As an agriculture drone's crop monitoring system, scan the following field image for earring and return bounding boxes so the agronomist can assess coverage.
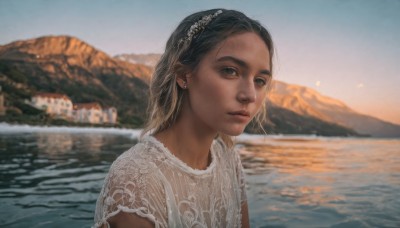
[183,82,187,89]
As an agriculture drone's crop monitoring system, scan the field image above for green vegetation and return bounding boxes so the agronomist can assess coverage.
[0,60,147,128]
[0,63,28,84]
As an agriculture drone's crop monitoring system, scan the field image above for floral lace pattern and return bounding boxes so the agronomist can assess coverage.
[94,136,247,228]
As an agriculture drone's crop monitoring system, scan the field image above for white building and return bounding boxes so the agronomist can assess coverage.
[102,106,118,124]
[73,102,103,124]
[30,92,117,124]
[31,93,73,119]
[73,103,117,124]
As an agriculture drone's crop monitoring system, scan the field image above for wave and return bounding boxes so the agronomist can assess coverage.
[1,123,366,143]
[0,122,142,139]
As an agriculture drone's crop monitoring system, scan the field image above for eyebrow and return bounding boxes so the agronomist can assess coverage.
[216,56,271,76]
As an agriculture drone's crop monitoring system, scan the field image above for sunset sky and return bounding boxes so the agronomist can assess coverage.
[1,0,399,124]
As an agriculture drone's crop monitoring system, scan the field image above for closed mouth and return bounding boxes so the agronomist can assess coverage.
[228,110,250,117]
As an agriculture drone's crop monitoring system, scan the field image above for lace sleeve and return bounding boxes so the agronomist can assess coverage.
[234,148,247,204]
[94,144,167,228]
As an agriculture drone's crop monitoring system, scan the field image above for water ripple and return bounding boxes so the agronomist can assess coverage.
[1,133,400,227]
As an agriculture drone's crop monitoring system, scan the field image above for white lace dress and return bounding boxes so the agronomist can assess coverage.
[94,136,247,228]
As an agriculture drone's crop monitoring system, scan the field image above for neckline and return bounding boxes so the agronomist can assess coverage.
[143,135,217,176]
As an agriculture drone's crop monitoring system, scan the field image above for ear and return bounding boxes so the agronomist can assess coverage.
[174,63,190,89]
[176,77,187,89]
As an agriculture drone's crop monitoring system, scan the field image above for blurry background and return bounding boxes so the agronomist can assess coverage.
[1,0,399,137]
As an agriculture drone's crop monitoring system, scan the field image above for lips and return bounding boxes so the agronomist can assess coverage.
[228,110,250,117]
[227,110,251,124]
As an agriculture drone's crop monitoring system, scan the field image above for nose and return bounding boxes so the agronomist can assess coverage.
[237,80,256,104]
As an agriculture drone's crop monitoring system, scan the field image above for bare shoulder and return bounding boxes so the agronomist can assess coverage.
[107,211,155,228]
[241,201,250,228]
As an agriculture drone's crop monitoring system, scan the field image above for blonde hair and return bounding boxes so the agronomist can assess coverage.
[141,9,274,147]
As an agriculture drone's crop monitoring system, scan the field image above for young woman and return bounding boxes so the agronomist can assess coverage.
[94,8,274,228]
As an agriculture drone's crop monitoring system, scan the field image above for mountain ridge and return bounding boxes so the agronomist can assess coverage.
[268,81,400,137]
[0,35,152,83]
[1,35,398,137]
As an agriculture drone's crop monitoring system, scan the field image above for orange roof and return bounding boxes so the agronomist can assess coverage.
[74,102,102,110]
[34,92,71,100]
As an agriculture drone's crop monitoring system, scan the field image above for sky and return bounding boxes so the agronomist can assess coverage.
[1,0,399,124]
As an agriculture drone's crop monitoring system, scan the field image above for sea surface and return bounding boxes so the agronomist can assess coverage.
[0,124,399,227]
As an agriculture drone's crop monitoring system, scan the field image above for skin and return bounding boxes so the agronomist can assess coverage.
[109,32,271,228]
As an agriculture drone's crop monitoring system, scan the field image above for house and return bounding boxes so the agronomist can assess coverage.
[30,92,118,124]
[73,102,117,124]
[31,93,73,119]
[73,102,103,124]
[102,106,118,124]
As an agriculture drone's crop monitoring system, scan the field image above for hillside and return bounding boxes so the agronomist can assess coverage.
[268,81,400,137]
[0,35,152,126]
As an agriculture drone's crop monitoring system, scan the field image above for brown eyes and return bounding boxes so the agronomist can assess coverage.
[255,78,267,87]
[221,67,238,76]
[220,67,268,88]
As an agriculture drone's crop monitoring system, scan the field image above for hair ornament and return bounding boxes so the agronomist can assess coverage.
[179,10,223,45]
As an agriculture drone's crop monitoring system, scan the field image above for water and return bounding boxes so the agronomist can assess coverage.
[239,136,400,228]
[0,132,134,228]
[0,128,399,227]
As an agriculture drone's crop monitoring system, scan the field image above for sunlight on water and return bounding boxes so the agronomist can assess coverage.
[237,136,400,227]
[0,131,399,227]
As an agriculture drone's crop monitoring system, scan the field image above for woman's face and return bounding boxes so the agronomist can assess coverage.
[184,32,271,136]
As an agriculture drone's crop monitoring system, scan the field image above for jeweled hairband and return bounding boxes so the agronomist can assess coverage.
[179,10,223,45]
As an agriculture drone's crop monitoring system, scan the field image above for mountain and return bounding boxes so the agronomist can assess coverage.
[2,36,398,137]
[114,53,161,68]
[268,81,400,137]
[0,36,152,82]
[0,35,152,126]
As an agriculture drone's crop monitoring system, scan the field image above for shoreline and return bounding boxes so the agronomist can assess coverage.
[1,122,395,141]
[0,122,142,138]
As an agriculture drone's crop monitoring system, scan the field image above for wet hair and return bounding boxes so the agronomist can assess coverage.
[142,8,274,146]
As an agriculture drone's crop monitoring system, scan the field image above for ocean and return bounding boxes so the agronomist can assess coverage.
[0,124,399,227]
